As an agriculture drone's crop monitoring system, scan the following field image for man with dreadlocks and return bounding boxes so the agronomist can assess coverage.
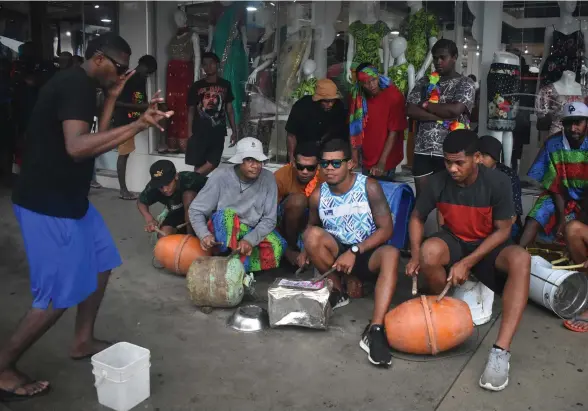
[349,63,407,179]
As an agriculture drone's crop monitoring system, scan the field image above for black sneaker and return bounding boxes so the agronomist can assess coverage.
[360,323,392,367]
[329,289,350,310]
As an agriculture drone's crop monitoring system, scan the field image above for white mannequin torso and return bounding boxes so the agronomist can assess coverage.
[553,70,583,96]
[389,36,415,94]
[492,51,519,66]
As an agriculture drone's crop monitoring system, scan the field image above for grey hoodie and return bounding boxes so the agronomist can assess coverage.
[189,166,278,247]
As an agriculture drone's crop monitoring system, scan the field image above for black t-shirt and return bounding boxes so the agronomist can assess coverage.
[113,74,147,127]
[285,95,348,144]
[187,77,233,138]
[138,171,207,215]
[12,67,97,219]
[415,165,515,243]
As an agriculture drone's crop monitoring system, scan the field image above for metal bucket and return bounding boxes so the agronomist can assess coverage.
[529,256,588,319]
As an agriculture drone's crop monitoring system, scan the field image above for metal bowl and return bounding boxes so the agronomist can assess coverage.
[227,305,269,333]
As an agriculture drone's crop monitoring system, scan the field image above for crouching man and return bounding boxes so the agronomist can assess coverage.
[406,130,530,391]
[189,137,287,272]
[298,139,400,367]
[138,160,207,237]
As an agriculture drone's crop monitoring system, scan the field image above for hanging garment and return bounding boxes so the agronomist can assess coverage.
[540,28,585,87]
[401,9,440,75]
[165,33,195,152]
[211,2,248,127]
[535,83,588,135]
[348,20,390,74]
[487,63,521,132]
[388,62,409,96]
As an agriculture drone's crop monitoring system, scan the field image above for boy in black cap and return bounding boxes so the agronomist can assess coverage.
[137,160,207,237]
[478,135,523,240]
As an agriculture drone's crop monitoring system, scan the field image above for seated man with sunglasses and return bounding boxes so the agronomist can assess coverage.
[189,137,287,273]
[299,139,400,367]
[275,142,324,265]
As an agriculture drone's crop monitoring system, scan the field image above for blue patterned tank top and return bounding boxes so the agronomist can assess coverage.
[318,173,376,245]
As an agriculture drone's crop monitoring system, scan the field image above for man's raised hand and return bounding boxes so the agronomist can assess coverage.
[136,90,174,132]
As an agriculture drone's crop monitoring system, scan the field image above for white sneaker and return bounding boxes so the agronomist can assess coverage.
[479,347,510,391]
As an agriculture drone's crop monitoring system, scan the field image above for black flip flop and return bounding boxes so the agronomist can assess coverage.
[71,340,117,361]
[0,382,51,402]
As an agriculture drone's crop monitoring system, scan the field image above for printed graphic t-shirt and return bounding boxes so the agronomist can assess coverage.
[406,75,475,157]
[113,74,147,127]
[139,171,207,216]
[415,165,515,243]
[187,77,234,138]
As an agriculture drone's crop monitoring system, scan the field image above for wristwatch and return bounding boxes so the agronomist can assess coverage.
[350,245,360,255]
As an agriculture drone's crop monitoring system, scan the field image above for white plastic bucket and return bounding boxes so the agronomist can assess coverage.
[452,278,494,326]
[530,256,588,319]
[91,342,151,411]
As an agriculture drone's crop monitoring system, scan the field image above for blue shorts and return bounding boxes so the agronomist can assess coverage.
[13,203,122,310]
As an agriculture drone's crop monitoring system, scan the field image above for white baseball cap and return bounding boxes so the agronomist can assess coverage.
[562,102,588,120]
[228,137,268,164]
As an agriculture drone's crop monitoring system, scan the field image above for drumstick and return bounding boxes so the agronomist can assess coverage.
[412,275,418,296]
[153,227,167,237]
[552,263,585,270]
[436,282,452,302]
[311,267,337,283]
[294,266,305,278]
[176,222,189,230]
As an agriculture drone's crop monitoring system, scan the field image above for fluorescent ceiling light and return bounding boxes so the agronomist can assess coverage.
[94,4,99,8]
[101,18,111,23]
[246,6,257,12]
[390,30,399,35]
[66,31,71,36]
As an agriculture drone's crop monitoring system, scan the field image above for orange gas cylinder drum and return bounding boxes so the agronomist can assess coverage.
[153,234,211,276]
[384,295,474,355]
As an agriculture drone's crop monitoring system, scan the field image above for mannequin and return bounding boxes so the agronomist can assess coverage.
[291,59,318,101]
[311,1,341,78]
[345,1,390,83]
[387,36,415,96]
[536,70,587,135]
[207,1,248,126]
[247,6,278,93]
[275,2,313,111]
[486,51,520,167]
[403,1,439,82]
[165,8,200,152]
[538,1,588,90]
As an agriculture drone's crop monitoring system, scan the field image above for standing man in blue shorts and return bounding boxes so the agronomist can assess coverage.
[0,34,173,401]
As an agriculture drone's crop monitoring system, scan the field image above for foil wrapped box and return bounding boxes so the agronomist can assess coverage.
[268,278,332,330]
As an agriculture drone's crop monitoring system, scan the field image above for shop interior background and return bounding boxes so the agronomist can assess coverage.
[1,1,587,190]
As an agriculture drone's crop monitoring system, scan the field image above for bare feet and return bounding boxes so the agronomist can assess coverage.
[284,248,300,267]
[563,310,588,332]
[70,339,114,360]
[0,368,50,401]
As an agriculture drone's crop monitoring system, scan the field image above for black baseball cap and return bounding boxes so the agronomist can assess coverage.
[149,160,176,188]
[478,135,503,162]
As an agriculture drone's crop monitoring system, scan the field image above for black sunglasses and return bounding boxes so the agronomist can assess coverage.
[319,159,350,169]
[295,162,317,172]
[99,51,128,75]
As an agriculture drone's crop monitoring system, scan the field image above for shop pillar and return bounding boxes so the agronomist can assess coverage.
[477,1,503,137]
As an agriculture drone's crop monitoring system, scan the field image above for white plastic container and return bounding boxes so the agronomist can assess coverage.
[91,342,151,411]
[453,278,494,326]
[530,256,588,319]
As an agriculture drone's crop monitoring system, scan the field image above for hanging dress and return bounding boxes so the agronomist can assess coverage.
[348,20,389,76]
[165,32,195,152]
[540,27,585,87]
[401,9,439,75]
[211,2,248,127]
[487,63,521,132]
[535,82,588,135]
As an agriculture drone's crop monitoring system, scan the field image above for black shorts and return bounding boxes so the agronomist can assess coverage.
[430,229,512,294]
[412,153,446,178]
[161,210,187,232]
[334,238,378,281]
[185,134,225,168]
